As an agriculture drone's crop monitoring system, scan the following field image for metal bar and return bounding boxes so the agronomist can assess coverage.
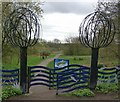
[49,69,51,90]
[20,47,27,93]
[27,66,31,93]
[56,74,58,95]
[89,48,99,90]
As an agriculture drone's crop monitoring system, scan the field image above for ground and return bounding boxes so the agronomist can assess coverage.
[8,53,119,101]
[8,86,118,100]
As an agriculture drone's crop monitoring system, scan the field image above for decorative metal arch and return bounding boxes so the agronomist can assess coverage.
[79,11,115,90]
[4,7,40,47]
[79,11,115,49]
[4,7,41,93]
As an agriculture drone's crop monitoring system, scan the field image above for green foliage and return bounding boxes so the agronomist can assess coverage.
[2,44,19,64]
[95,83,118,94]
[40,50,51,57]
[99,42,119,67]
[2,86,22,100]
[97,63,105,68]
[63,43,91,56]
[71,89,95,97]
[62,89,95,97]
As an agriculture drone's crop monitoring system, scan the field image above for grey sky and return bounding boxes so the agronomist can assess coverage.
[40,1,98,42]
[42,2,96,14]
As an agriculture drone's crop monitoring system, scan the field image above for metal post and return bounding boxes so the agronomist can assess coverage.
[49,69,51,90]
[20,47,27,93]
[27,66,31,93]
[56,74,58,95]
[89,48,99,90]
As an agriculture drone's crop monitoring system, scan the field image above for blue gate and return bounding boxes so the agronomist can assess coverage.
[28,64,90,95]
[1,65,120,95]
[56,65,90,94]
[28,66,56,90]
[1,69,19,86]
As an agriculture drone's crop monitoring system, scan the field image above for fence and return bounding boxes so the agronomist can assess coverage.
[28,66,55,90]
[28,64,90,94]
[56,65,90,94]
[1,65,120,95]
[28,65,120,94]
[98,66,120,83]
[1,69,19,86]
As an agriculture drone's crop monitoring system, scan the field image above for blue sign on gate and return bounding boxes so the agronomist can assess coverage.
[54,59,69,69]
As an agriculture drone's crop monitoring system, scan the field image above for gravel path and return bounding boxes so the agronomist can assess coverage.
[8,53,119,100]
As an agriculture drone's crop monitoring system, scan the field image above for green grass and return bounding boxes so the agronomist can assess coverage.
[59,55,91,66]
[47,55,91,68]
[47,54,119,68]
[27,55,44,66]
[3,54,56,70]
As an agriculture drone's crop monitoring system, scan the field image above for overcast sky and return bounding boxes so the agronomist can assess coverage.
[40,0,98,43]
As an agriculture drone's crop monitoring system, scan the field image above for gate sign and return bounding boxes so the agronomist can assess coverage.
[54,59,69,69]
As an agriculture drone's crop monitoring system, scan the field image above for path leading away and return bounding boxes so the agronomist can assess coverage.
[37,53,61,66]
[8,53,118,100]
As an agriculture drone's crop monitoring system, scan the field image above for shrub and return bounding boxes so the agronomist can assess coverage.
[95,83,118,94]
[2,86,22,100]
[97,63,104,68]
[40,50,51,59]
[71,89,95,97]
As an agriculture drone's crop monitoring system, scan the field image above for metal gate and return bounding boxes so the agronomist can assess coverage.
[28,64,90,94]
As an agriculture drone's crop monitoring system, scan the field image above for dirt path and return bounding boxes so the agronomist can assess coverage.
[37,53,62,66]
[8,53,119,100]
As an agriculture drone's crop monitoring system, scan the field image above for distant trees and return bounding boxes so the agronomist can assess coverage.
[53,38,61,44]
[96,1,120,65]
[63,36,91,56]
[46,39,62,52]
[40,50,51,59]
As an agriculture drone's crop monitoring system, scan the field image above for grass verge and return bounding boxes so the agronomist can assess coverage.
[3,54,56,70]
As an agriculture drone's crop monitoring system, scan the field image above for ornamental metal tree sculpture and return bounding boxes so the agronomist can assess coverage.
[4,7,40,93]
[79,11,115,89]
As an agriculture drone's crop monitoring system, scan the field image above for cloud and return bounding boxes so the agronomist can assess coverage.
[41,13,86,42]
[40,1,98,42]
[42,2,97,14]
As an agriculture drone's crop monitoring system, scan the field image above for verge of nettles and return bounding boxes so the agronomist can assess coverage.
[2,86,22,100]
[95,83,118,94]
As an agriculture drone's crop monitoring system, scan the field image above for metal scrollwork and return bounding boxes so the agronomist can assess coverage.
[79,11,115,48]
[79,11,115,89]
[4,7,40,47]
